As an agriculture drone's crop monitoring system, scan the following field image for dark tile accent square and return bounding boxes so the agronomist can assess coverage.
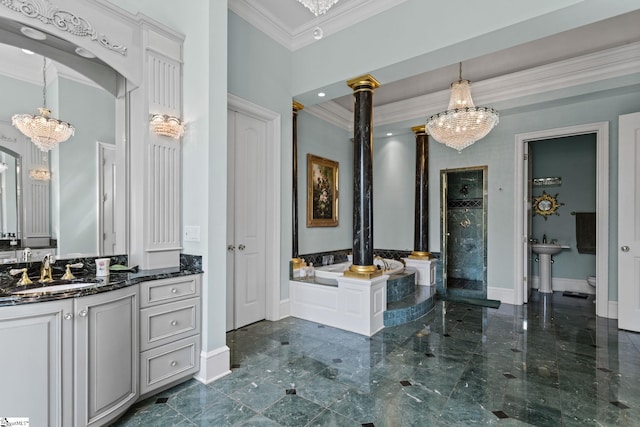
[333,358,343,363]
[443,333,451,337]
[456,319,462,322]
[591,344,599,348]
[610,401,630,409]
[400,380,412,386]
[286,389,297,395]
[492,410,509,419]
[503,373,516,379]
[598,367,613,373]
[511,348,522,353]
[317,325,325,328]
[281,341,290,345]
[155,397,169,404]
[362,424,375,427]
[425,353,435,358]
[231,364,241,369]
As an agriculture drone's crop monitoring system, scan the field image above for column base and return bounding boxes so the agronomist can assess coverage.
[408,251,432,260]
[344,264,383,279]
[403,257,436,286]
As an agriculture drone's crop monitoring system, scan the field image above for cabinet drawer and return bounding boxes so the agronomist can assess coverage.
[140,298,200,351]
[140,276,200,307]
[140,336,200,395]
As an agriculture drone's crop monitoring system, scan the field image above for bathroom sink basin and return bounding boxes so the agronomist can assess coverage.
[531,243,569,255]
[12,281,102,296]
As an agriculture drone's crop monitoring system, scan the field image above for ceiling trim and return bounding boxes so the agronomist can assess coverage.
[304,41,640,130]
[229,0,409,51]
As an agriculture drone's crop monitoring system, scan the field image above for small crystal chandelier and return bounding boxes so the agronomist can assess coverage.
[426,63,499,152]
[297,0,339,16]
[150,114,185,139]
[12,57,75,152]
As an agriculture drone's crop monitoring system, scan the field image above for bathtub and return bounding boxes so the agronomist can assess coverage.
[314,259,404,279]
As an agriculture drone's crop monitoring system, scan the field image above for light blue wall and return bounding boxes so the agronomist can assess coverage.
[530,134,596,280]
[427,88,640,301]
[296,111,351,255]
[56,78,115,255]
[373,134,415,250]
[228,11,294,298]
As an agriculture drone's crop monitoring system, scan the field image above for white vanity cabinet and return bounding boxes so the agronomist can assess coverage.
[74,285,139,426]
[139,275,201,396]
[0,285,138,427]
[0,299,73,426]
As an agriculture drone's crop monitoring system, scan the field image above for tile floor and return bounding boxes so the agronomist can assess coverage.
[113,292,640,426]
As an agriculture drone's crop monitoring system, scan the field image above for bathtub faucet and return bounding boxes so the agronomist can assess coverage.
[374,255,389,271]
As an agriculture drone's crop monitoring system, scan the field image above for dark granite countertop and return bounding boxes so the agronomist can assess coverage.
[0,254,203,307]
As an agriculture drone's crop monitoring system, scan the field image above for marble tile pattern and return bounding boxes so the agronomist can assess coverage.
[113,291,640,426]
[386,270,416,303]
[0,254,203,306]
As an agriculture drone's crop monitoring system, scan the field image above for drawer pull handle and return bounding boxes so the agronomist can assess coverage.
[171,320,178,326]
[78,309,88,317]
[170,361,177,367]
[171,288,178,294]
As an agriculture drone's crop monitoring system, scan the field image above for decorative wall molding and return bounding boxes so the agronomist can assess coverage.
[0,0,127,55]
[487,286,516,305]
[531,276,595,295]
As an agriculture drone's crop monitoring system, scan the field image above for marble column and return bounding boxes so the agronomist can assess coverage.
[345,75,381,279]
[409,125,431,260]
[291,101,306,271]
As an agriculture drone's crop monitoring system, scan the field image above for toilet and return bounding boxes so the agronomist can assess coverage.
[587,276,596,288]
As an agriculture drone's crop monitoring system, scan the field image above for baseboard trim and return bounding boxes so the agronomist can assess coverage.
[608,301,618,319]
[280,298,290,319]
[531,276,595,295]
[194,345,231,385]
[487,287,516,305]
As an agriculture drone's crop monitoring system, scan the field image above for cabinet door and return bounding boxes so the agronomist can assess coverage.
[74,286,138,427]
[0,300,73,427]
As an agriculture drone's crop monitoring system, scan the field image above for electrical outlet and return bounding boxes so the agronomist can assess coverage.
[183,225,200,242]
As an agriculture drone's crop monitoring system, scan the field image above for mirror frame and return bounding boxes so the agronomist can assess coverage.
[533,190,563,220]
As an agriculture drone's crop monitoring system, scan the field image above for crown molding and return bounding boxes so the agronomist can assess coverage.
[304,101,352,131]
[373,41,640,127]
[228,0,295,50]
[302,41,640,131]
[229,0,408,52]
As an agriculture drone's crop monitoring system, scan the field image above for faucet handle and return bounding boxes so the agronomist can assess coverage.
[10,268,33,286]
[61,263,84,280]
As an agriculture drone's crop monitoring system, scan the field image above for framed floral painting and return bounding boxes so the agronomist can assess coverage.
[307,154,339,227]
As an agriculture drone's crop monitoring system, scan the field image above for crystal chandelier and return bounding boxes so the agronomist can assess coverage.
[12,57,75,152]
[150,114,185,139]
[297,0,339,16]
[426,63,499,152]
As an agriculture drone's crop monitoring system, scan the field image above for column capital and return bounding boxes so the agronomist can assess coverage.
[293,100,304,113]
[412,125,427,135]
[346,74,380,91]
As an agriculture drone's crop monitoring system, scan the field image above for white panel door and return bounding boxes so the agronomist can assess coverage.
[229,111,267,329]
[618,112,640,332]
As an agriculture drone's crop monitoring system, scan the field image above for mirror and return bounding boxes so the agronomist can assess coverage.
[0,39,118,258]
[533,190,563,220]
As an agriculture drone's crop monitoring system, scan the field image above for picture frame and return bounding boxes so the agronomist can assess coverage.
[307,154,339,227]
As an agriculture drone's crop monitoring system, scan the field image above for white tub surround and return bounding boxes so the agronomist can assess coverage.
[403,257,436,286]
[314,260,403,280]
[290,274,388,337]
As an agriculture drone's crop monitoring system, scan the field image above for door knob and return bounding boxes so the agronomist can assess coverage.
[621,246,630,252]
[238,244,246,251]
[227,245,235,251]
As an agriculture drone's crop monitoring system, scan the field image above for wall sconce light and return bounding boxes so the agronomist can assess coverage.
[29,168,51,181]
[150,114,185,139]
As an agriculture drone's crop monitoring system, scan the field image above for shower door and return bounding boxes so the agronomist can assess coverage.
[441,166,488,299]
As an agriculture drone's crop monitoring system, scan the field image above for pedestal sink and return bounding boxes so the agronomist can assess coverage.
[531,243,570,293]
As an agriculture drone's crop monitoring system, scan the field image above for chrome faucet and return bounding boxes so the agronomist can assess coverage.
[39,254,54,283]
